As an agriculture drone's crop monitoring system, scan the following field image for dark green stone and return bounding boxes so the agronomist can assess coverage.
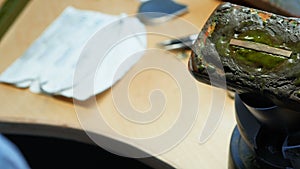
[189,3,300,110]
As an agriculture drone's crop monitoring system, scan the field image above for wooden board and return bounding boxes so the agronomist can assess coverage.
[0,0,236,168]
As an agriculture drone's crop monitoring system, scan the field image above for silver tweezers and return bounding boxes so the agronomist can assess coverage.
[158,34,198,50]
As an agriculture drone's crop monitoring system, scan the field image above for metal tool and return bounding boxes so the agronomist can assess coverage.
[158,34,197,50]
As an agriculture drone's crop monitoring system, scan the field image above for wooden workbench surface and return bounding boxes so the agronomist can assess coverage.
[0,0,236,168]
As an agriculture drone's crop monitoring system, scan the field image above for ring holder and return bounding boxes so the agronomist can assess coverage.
[188,3,300,168]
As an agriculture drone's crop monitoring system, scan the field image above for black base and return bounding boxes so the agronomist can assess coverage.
[229,127,261,169]
[228,94,300,169]
[228,126,295,169]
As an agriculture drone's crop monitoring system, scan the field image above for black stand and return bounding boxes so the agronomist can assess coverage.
[229,95,300,169]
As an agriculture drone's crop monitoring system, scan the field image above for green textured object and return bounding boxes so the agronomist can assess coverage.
[0,0,30,40]
[189,3,300,110]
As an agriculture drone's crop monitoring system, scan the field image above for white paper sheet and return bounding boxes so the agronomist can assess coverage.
[0,7,147,100]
